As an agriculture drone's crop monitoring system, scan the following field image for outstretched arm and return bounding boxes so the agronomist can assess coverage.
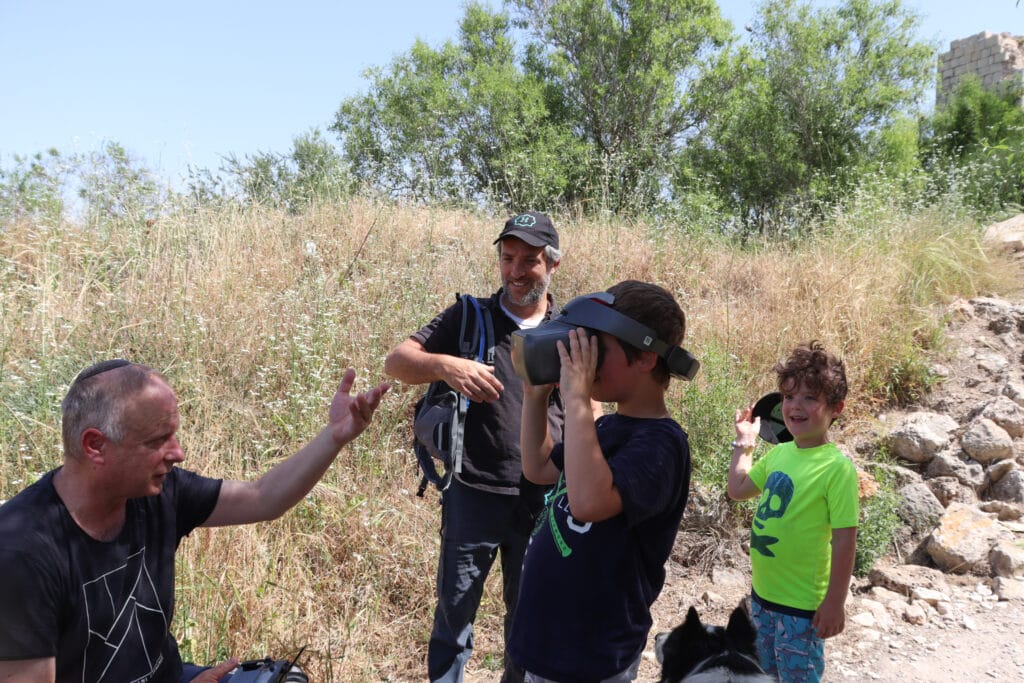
[203,369,390,527]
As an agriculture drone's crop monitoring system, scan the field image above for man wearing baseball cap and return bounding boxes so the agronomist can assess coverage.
[385,211,566,683]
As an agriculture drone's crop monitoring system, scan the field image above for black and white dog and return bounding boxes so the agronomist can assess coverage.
[655,602,773,682]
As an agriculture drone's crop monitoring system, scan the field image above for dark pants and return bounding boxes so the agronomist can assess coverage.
[428,478,538,683]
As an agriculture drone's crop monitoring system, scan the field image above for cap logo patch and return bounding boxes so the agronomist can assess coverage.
[512,214,537,227]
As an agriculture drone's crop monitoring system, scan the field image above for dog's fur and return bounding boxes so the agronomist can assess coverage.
[655,602,773,682]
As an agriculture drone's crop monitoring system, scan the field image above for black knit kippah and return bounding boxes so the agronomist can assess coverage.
[72,359,132,385]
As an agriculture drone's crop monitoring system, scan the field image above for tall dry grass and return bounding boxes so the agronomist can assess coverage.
[0,198,1015,679]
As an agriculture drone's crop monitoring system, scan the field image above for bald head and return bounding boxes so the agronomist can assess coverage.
[61,360,166,458]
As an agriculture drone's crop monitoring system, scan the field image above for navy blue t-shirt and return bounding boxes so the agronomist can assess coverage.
[0,467,221,682]
[508,413,691,682]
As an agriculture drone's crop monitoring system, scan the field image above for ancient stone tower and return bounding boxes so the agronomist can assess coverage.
[937,31,1024,107]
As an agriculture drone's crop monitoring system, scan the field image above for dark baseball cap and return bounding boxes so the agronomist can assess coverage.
[493,211,559,250]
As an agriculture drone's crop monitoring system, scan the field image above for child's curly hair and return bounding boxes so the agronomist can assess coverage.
[774,340,847,407]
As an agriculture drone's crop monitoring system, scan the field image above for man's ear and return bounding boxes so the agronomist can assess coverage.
[81,428,108,464]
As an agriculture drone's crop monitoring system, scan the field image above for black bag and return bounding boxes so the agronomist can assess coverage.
[229,647,307,682]
[412,293,494,497]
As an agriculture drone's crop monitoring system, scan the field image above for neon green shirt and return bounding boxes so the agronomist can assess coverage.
[748,441,858,611]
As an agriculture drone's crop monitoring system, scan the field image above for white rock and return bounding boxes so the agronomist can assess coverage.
[912,586,951,605]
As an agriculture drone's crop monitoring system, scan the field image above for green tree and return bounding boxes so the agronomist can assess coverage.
[681,0,933,233]
[78,142,166,227]
[510,0,732,213]
[332,3,582,208]
[0,149,70,226]
[332,0,731,213]
[222,129,352,211]
[928,75,1024,155]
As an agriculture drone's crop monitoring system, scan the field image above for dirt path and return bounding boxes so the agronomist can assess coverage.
[639,549,1024,682]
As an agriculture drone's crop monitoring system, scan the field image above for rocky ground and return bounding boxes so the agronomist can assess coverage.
[639,260,1024,681]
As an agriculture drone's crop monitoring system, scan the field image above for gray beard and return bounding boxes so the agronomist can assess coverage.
[504,273,550,307]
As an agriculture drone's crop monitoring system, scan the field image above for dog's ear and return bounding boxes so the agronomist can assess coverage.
[658,608,705,682]
[725,602,758,652]
[681,605,704,635]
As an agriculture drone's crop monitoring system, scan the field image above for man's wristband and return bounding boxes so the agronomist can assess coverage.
[731,440,756,451]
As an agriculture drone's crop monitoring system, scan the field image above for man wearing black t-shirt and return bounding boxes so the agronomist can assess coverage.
[385,212,587,683]
[0,360,388,682]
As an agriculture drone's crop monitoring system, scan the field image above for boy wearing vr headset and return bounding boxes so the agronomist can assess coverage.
[729,341,858,683]
[508,280,694,683]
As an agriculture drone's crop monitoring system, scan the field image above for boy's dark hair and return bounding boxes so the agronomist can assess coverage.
[773,341,847,407]
[606,280,686,387]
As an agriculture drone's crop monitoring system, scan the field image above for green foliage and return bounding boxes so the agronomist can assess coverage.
[672,340,754,493]
[222,129,353,211]
[855,464,901,576]
[78,142,166,227]
[921,75,1024,214]
[1,143,170,230]
[333,4,584,208]
[930,75,1024,155]
[681,0,934,233]
[863,321,940,407]
[865,114,923,178]
[332,0,730,213]
[0,149,70,226]
[511,0,732,213]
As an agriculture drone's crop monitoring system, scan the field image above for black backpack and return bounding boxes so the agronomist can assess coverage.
[412,293,494,497]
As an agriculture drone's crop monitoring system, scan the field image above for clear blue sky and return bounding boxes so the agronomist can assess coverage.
[2,0,1020,186]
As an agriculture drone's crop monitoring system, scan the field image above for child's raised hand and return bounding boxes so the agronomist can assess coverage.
[556,327,598,402]
[734,406,760,445]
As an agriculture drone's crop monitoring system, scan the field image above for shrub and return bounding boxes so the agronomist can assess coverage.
[854,464,901,577]
[672,339,755,496]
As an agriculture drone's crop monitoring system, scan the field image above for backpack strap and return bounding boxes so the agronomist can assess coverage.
[456,293,475,359]
[450,294,483,481]
[480,301,495,366]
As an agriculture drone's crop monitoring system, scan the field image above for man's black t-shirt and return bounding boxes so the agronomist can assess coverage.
[0,467,221,682]
[413,289,565,495]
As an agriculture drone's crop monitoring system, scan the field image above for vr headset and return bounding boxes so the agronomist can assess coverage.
[511,291,700,386]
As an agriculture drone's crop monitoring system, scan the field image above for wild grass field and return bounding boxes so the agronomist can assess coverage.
[0,197,1015,679]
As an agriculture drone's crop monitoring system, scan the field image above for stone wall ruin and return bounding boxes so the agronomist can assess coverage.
[937,31,1024,108]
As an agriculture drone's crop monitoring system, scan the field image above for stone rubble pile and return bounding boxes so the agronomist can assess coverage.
[828,218,1024,672]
